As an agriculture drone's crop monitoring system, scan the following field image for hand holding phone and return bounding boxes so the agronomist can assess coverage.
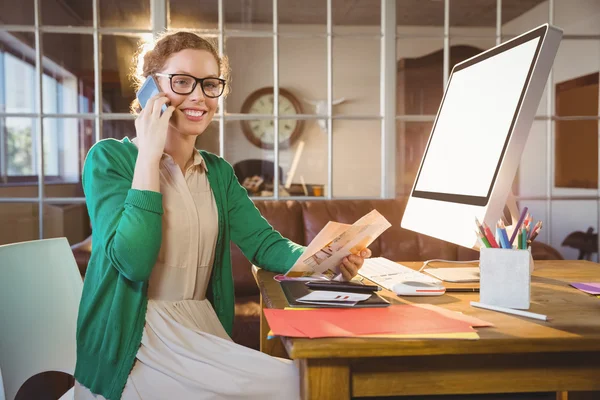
[133,77,174,161]
[137,76,168,113]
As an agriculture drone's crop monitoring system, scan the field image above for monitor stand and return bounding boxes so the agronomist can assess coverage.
[422,191,524,283]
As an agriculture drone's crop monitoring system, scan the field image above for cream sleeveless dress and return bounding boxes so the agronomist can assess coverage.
[75,148,300,400]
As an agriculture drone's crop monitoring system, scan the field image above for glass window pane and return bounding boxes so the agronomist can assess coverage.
[279,2,326,34]
[235,87,305,122]
[450,0,496,36]
[279,37,326,115]
[195,120,220,156]
[43,34,94,114]
[43,118,59,176]
[43,118,95,185]
[1,0,34,25]
[333,0,380,33]
[224,0,271,32]
[556,72,599,118]
[551,200,598,262]
[169,0,218,30]
[554,40,600,116]
[333,119,381,197]
[554,120,598,190]
[450,38,496,65]
[42,0,92,26]
[3,49,36,113]
[102,118,135,140]
[0,203,40,245]
[44,201,90,246]
[225,119,275,197]
[513,121,548,197]
[100,0,151,29]
[397,0,444,35]
[397,38,444,116]
[396,120,432,196]
[333,37,379,116]
[555,0,600,36]
[225,37,273,114]
[277,118,325,197]
[3,117,35,181]
[279,123,325,198]
[0,201,89,245]
[502,0,549,39]
[102,35,149,114]
[42,74,59,114]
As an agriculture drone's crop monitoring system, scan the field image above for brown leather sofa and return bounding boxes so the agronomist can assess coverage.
[72,197,564,350]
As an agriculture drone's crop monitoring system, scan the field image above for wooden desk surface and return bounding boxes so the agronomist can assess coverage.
[257,260,600,359]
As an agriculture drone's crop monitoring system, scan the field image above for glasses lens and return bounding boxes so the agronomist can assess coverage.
[202,78,225,98]
[171,75,196,94]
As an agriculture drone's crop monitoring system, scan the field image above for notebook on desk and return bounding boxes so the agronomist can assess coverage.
[280,280,391,308]
[359,258,479,292]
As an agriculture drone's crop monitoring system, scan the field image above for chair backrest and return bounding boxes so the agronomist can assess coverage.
[0,364,5,400]
[0,238,83,400]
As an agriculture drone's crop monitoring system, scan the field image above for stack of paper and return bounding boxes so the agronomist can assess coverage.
[264,304,492,340]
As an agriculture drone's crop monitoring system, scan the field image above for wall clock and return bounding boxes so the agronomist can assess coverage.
[240,87,304,149]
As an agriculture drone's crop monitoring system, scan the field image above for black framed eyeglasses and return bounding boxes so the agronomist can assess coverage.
[155,73,226,98]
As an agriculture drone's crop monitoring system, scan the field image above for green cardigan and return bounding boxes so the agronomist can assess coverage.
[74,137,304,400]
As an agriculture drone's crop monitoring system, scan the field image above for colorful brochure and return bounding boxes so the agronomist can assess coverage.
[285,209,391,279]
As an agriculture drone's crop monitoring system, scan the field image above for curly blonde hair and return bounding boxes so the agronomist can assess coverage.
[130,31,230,113]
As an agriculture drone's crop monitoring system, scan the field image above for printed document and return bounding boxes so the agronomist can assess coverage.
[285,209,391,279]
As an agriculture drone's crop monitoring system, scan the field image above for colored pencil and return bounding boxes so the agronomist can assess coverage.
[509,206,528,245]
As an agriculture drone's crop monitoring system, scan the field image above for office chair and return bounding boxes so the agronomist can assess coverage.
[0,238,83,400]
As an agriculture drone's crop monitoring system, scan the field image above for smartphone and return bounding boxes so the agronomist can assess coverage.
[136,76,167,113]
[305,280,381,293]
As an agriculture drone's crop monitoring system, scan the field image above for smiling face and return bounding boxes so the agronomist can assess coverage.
[156,48,220,137]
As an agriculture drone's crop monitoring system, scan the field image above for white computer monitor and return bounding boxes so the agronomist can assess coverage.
[401,24,563,250]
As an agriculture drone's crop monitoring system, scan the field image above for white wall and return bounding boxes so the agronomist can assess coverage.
[507,0,600,260]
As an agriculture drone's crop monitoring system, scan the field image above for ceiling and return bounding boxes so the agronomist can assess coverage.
[59,0,547,28]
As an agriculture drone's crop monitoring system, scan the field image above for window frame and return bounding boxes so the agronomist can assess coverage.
[0,0,597,257]
[0,34,93,185]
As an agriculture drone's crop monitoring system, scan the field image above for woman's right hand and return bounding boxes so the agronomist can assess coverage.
[134,93,175,161]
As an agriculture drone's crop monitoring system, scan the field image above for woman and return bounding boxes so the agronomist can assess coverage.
[73,31,370,400]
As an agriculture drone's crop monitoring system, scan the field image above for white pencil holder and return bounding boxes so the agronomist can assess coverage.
[479,247,534,310]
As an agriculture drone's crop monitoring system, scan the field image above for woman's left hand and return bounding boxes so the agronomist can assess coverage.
[339,248,372,281]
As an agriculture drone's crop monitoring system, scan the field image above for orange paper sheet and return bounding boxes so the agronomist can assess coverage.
[264,305,477,339]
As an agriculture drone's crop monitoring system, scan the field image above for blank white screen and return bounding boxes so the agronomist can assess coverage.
[414,37,540,197]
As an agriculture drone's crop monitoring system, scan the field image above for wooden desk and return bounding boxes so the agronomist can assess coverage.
[254,261,600,400]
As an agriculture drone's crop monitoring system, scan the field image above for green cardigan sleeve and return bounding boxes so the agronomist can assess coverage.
[82,140,164,282]
[224,161,304,273]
